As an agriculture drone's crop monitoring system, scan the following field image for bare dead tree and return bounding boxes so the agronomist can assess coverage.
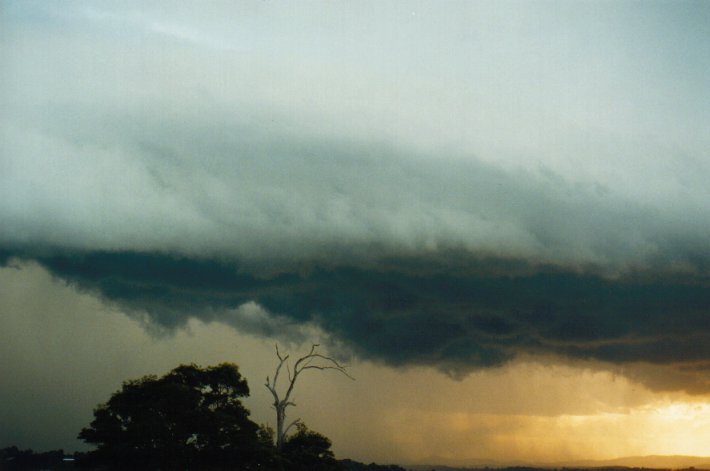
[264,343,353,450]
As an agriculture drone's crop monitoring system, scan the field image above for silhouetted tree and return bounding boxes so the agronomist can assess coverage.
[1,446,76,470]
[281,423,344,471]
[265,344,353,450]
[78,363,272,470]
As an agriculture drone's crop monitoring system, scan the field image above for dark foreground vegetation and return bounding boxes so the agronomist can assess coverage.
[4,451,707,471]
[6,362,703,471]
[0,446,78,470]
[0,446,407,471]
[2,362,407,471]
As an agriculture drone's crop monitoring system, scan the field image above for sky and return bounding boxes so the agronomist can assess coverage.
[1,0,710,465]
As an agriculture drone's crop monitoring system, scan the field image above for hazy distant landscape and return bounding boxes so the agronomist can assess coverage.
[5,447,710,471]
[411,467,710,471]
[409,456,710,471]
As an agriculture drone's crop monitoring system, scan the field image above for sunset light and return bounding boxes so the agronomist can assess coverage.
[2,1,710,469]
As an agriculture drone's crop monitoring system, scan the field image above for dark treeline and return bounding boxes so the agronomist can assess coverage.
[3,449,706,471]
[341,459,407,471]
[0,446,78,470]
[0,447,408,471]
[1,362,409,471]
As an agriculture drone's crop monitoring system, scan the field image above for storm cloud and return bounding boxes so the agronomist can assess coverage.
[2,248,709,393]
[3,1,710,394]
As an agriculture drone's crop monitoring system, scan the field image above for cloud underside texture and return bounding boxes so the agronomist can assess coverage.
[3,109,710,394]
[3,2,710,393]
[3,249,709,390]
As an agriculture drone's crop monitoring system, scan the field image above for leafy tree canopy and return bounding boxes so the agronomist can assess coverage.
[78,363,271,470]
[281,423,344,471]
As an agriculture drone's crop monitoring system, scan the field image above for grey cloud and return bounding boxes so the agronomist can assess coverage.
[4,1,710,396]
[4,87,710,395]
[4,249,710,393]
[3,104,710,277]
[4,93,710,396]
[4,1,710,278]
[221,302,316,345]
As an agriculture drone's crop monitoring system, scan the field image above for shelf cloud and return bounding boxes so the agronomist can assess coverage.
[3,0,710,395]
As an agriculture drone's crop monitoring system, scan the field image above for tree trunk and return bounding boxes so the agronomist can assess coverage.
[264,344,353,450]
[275,404,285,450]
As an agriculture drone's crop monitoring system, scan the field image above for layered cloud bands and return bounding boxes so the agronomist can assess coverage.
[4,85,710,395]
[3,1,710,394]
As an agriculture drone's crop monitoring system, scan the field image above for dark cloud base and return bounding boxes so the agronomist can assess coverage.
[4,249,710,390]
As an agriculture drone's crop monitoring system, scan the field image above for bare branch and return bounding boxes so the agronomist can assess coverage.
[286,362,293,383]
[302,364,355,380]
[275,344,288,362]
[283,418,301,436]
[272,358,283,386]
[264,378,279,404]
[265,343,353,450]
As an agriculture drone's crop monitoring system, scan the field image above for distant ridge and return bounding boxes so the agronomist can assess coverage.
[551,455,710,469]
[409,455,710,471]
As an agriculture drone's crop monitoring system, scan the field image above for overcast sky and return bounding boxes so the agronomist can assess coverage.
[2,0,710,464]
